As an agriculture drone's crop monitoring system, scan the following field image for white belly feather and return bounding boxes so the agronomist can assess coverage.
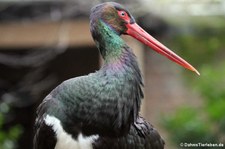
[44,115,99,149]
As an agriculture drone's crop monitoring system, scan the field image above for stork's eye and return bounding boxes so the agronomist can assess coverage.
[118,10,130,22]
[119,11,127,17]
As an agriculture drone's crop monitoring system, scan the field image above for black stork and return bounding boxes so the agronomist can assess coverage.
[33,2,199,149]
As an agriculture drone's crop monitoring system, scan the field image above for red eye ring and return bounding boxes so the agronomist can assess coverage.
[118,10,130,21]
[120,11,126,17]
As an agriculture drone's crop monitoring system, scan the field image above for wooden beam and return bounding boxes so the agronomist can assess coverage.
[0,20,94,48]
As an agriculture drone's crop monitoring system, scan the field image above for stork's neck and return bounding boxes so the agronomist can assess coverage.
[91,20,127,64]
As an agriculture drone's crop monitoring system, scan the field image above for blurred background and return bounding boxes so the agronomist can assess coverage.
[0,0,224,149]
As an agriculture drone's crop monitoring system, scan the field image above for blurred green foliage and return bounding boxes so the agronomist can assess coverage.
[0,111,22,149]
[197,63,225,134]
[162,17,225,147]
[163,107,217,144]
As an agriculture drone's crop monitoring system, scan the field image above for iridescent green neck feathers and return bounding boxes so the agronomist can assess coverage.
[94,20,126,62]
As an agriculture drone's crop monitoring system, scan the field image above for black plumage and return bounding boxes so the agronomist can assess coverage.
[34,2,166,149]
[93,117,165,149]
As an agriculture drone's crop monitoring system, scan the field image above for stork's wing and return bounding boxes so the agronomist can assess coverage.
[33,97,56,149]
[93,116,165,149]
[33,118,56,149]
[133,117,165,149]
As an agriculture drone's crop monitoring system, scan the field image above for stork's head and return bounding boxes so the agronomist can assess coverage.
[90,2,200,75]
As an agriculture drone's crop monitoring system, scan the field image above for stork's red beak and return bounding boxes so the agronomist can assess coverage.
[126,23,200,75]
